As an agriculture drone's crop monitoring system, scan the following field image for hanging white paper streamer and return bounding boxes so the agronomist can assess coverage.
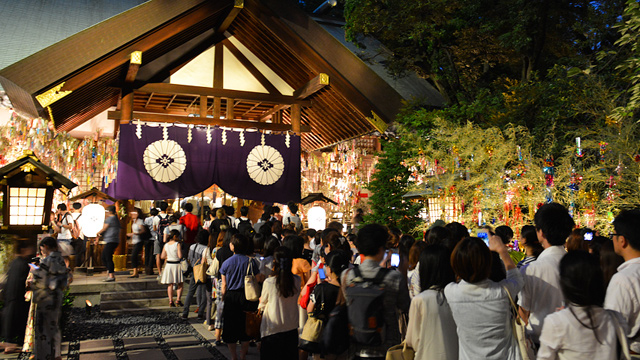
[261,132,265,146]
[162,124,169,140]
[207,125,212,144]
[135,120,142,139]
[285,132,290,148]
[187,125,193,143]
[222,129,227,145]
[239,129,245,147]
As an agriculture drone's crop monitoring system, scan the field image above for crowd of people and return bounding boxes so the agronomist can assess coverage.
[2,200,640,360]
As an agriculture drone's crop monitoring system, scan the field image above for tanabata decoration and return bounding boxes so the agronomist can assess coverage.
[105,123,300,203]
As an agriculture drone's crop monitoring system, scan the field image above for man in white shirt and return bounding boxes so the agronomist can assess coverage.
[70,202,85,265]
[518,202,574,345]
[153,202,169,277]
[52,203,74,256]
[605,209,640,354]
[282,202,303,232]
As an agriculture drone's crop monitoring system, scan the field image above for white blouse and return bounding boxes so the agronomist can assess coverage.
[405,288,458,360]
[258,275,301,338]
[537,306,628,360]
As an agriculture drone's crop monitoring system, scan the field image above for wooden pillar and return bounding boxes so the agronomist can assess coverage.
[213,97,222,119]
[118,90,133,138]
[236,198,244,218]
[200,96,207,118]
[291,104,301,134]
[226,98,235,119]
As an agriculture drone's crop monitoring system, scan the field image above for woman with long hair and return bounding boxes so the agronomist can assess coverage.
[537,251,628,359]
[444,235,524,360]
[220,233,260,360]
[259,246,301,360]
[207,230,228,343]
[405,244,458,360]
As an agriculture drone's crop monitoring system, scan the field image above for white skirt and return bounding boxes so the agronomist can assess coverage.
[161,263,183,284]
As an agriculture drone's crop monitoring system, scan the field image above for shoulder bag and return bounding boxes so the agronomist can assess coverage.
[244,258,260,302]
[386,342,415,360]
[193,255,207,284]
[504,286,535,360]
[206,248,220,277]
[607,310,631,360]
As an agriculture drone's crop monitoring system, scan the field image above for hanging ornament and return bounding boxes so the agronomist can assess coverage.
[239,129,245,147]
[599,141,608,164]
[261,132,265,146]
[517,146,523,161]
[285,132,290,148]
[575,137,583,157]
[222,129,227,145]
[543,156,554,187]
[206,125,212,144]
[135,120,142,139]
[187,125,192,143]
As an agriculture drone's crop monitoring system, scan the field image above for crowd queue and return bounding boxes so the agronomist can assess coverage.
[1,200,640,360]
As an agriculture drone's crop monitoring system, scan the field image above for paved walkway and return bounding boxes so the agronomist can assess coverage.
[0,315,261,360]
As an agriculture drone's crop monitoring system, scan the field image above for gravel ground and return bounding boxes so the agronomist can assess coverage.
[62,306,193,341]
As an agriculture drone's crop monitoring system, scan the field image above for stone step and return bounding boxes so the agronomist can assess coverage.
[100,305,199,316]
[100,296,197,311]
[101,289,168,301]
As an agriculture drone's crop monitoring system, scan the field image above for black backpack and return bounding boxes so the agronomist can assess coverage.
[157,214,171,241]
[345,267,389,346]
[237,218,255,238]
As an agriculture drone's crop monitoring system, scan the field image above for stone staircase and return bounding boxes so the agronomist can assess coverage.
[69,275,197,315]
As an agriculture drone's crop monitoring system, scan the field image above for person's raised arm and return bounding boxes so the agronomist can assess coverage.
[488,234,516,271]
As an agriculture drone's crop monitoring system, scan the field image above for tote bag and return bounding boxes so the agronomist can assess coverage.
[504,287,535,360]
[244,258,260,302]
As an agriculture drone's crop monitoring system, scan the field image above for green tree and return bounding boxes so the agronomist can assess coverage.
[364,138,424,234]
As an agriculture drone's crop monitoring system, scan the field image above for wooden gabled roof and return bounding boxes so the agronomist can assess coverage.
[0,0,444,150]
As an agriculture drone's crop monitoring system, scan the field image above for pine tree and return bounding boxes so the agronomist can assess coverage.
[364,138,423,234]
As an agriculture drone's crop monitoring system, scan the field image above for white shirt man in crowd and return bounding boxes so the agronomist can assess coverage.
[518,202,575,345]
[605,209,640,354]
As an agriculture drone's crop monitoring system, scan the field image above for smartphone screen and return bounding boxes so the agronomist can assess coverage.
[584,232,594,241]
[390,253,400,267]
[28,263,40,270]
[318,268,326,280]
[477,231,490,247]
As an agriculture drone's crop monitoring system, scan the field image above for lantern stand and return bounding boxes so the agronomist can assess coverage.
[0,150,77,250]
[68,187,116,275]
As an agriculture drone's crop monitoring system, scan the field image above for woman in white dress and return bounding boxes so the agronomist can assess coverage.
[161,229,184,307]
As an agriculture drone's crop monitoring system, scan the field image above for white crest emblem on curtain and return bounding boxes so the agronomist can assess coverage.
[246,145,285,185]
[143,140,187,183]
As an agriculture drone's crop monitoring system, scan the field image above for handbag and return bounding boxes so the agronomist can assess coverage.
[193,257,207,284]
[206,248,220,277]
[300,316,324,343]
[244,258,260,302]
[386,342,415,360]
[607,310,632,360]
[504,287,535,360]
[245,310,262,339]
[180,258,190,274]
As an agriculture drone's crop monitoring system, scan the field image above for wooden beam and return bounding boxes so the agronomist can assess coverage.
[56,1,234,93]
[199,96,207,118]
[241,102,261,117]
[109,111,311,132]
[291,104,301,134]
[125,51,142,82]
[143,93,154,108]
[138,83,312,106]
[216,0,244,35]
[294,73,329,99]
[222,38,281,95]
[259,104,287,120]
[214,42,224,89]
[165,94,177,109]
